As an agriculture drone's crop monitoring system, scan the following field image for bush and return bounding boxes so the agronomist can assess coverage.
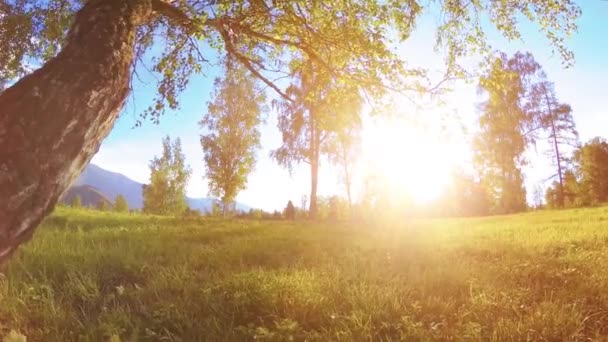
[182,208,202,219]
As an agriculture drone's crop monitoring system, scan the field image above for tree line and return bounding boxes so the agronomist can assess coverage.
[69,194,129,213]
[141,49,606,220]
[470,52,578,215]
[417,51,608,217]
[471,53,608,215]
[545,138,608,208]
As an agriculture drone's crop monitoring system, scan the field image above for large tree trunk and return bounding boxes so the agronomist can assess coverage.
[0,0,152,264]
[309,160,319,219]
[309,119,320,220]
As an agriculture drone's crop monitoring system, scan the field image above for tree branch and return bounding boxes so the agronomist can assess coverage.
[217,27,293,101]
[151,0,193,29]
[150,2,294,102]
[187,37,210,64]
[228,21,322,61]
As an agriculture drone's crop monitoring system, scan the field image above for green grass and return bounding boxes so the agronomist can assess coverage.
[3,206,608,341]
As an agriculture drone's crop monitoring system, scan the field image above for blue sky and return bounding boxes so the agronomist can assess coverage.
[92,2,608,211]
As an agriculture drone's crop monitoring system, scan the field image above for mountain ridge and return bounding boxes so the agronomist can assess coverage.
[62,185,112,208]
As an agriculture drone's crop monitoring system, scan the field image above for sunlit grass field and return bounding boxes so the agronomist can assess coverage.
[3,206,608,341]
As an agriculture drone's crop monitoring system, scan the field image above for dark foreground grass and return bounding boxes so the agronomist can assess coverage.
[3,207,608,340]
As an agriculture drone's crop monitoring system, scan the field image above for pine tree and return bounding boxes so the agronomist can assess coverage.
[529,78,579,207]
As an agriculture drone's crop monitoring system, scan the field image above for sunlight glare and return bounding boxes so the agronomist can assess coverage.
[361,116,464,203]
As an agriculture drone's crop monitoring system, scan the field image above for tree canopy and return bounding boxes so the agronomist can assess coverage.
[200,60,264,215]
[545,138,608,208]
[142,136,191,215]
[272,56,363,218]
[1,0,581,119]
[473,52,543,214]
[114,194,129,213]
[573,138,608,205]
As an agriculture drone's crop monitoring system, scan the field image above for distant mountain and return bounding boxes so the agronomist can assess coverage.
[186,197,217,212]
[75,164,144,208]
[61,185,111,208]
[70,164,250,212]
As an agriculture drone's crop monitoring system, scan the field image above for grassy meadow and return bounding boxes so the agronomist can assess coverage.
[2,207,608,340]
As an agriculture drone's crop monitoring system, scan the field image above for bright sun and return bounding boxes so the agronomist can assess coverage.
[361,116,464,203]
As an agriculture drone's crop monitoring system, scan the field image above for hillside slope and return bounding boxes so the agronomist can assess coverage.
[75,164,144,208]
[61,185,111,207]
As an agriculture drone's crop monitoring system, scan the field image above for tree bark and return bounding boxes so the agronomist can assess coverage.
[0,0,153,264]
[309,120,319,220]
[341,143,352,211]
[545,93,564,208]
[309,161,319,219]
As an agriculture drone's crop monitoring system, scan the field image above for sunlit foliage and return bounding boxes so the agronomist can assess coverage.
[200,59,264,215]
[0,0,581,121]
[573,137,608,205]
[142,135,191,215]
[272,57,363,218]
[474,52,544,214]
[113,194,129,213]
